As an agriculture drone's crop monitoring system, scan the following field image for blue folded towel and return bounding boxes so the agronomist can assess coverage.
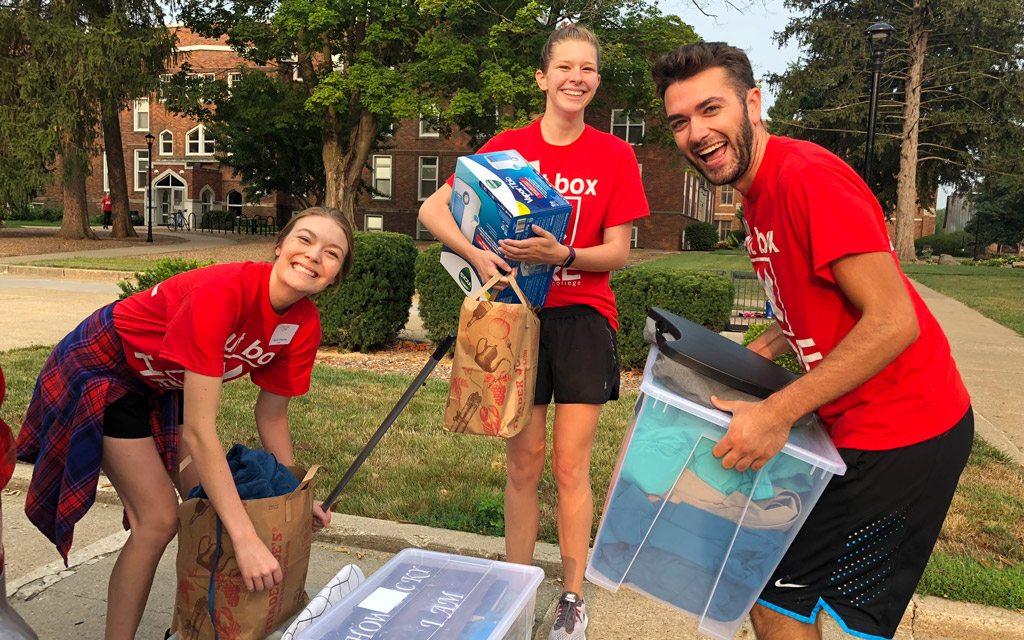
[188,443,300,500]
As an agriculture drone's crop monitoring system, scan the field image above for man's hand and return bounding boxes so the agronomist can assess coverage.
[312,500,331,532]
[710,396,792,472]
[498,225,568,265]
[234,533,283,592]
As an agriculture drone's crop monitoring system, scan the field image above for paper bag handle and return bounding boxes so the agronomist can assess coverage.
[469,272,532,308]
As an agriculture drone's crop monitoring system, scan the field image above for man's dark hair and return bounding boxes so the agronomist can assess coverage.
[651,42,756,101]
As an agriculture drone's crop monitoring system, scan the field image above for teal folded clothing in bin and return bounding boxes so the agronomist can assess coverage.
[586,346,847,640]
[619,405,813,500]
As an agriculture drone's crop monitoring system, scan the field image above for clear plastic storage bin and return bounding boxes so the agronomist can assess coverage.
[586,346,847,640]
[298,548,545,640]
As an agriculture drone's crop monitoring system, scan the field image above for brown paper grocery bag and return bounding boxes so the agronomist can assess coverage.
[174,464,319,640]
[444,273,539,438]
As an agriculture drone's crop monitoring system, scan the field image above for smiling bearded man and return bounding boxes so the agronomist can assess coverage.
[649,42,973,640]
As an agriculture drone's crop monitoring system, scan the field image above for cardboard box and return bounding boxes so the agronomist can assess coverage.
[441,150,572,307]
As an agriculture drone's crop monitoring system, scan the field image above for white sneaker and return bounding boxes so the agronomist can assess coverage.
[548,591,588,640]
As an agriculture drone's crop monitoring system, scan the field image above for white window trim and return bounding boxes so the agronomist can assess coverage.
[364,214,384,232]
[102,152,109,192]
[611,108,645,145]
[720,185,735,205]
[133,98,150,132]
[226,191,243,214]
[418,156,439,201]
[631,226,639,249]
[416,220,436,241]
[159,130,173,156]
[199,186,216,215]
[372,155,392,200]
[419,112,440,138]
[227,72,243,92]
[186,125,215,156]
[133,149,149,192]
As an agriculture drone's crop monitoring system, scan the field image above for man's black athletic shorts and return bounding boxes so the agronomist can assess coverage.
[535,304,619,405]
[756,406,974,640]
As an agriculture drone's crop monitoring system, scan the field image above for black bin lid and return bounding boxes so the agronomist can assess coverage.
[648,307,797,399]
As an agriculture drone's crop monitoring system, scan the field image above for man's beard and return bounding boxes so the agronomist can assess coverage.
[690,105,755,187]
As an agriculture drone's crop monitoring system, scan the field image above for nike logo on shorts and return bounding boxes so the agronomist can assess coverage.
[774,579,808,589]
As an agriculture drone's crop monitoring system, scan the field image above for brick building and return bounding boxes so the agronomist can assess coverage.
[711,183,937,243]
[36,28,715,247]
[358,108,715,250]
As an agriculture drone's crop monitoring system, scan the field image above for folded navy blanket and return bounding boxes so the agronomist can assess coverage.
[188,443,299,500]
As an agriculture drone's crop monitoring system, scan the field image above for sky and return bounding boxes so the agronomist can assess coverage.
[660,1,804,113]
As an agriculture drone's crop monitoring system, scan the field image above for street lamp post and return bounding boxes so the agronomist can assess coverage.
[863,21,896,185]
[145,133,155,243]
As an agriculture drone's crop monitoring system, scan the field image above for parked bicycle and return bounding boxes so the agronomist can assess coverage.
[166,209,190,232]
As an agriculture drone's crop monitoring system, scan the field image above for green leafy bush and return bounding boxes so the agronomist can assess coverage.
[741,322,804,375]
[317,231,417,351]
[915,231,972,257]
[612,267,734,369]
[117,258,212,299]
[685,220,719,251]
[414,243,465,345]
[726,229,746,248]
[6,203,62,221]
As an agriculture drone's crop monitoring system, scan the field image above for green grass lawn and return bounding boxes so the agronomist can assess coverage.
[640,247,752,272]
[2,344,1022,609]
[22,256,163,271]
[902,263,1024,337]
[2,220,62,228]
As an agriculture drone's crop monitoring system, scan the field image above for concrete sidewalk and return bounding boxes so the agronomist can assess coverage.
[6,463,1024,639]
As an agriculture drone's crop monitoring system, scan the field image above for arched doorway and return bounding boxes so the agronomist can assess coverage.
[227,190,243,216]
[154,171,187,225]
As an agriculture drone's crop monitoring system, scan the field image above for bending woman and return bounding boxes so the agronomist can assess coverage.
[17,206,353,640]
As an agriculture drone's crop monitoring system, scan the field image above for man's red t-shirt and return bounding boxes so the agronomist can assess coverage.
[102,197,112,212]
[112,262,321,396]
[448,120,650,330]
[743,136,970,450]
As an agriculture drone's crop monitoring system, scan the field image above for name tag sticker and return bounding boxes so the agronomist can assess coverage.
[359,587,408,614]
[269,324,299,346]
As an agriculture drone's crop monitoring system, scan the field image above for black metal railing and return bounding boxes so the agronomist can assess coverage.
[704,270,774,333]
[199,214,279,236]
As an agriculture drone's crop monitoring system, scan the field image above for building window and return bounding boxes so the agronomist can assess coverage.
[611,109,644,144]
[200,187,215,215]
[418,156,439,201]
[631,226,639,249]
[159,130,173,156]
[364,214,384,232]
[372,155,392,200]
[158,74,172,101]
[227,72,242,92]
[186,125,215,156]
[189,72,216,82]
[717,219,732,241]
[133,149,149,191]
[416,220,436,241]
[720,185,735,206]
[419,111,440,138]
[698,186,710,222]
[226,191,242,215]
[637,163,643,177]
[133,98,149,132]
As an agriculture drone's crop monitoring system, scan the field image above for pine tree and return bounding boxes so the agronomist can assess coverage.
[768,0,1024,260]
